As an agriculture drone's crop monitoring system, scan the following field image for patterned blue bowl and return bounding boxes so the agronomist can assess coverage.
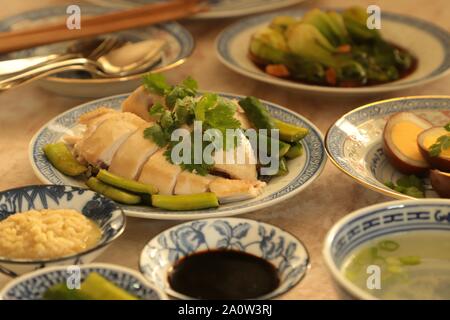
[0,263,167,300]
[323,199,450,299]
[0,185,126,277]
[140,218,310,299]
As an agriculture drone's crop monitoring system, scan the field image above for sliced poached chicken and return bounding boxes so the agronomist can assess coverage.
[209,177,266,203]
[108,124,159,180]
[174,172,215,195]
[213,130,258,181]
[138,148,182,195]
[74,112,146,166]
[121,85,165,122]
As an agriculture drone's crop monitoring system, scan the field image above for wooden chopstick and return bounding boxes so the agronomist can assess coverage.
[0,0,201,39]
[0,0,206,53]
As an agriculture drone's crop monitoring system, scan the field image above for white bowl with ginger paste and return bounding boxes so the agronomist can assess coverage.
[0,185,125,277]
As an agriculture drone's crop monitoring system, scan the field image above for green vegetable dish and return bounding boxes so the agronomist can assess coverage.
[43,74,309,211]
[44,272,138,300]
[249,6,417,87]
[342,231,450,299]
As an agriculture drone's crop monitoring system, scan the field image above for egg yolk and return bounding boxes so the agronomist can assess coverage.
[424,132,450,157]
[391,121,426,162]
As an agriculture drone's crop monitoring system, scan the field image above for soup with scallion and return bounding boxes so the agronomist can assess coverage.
[341,231,450,299]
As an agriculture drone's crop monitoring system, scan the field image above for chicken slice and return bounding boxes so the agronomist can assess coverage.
[75,117,141,166]
[233,101,253,130]
[108,124,159,180]
[78,107,117,124]
[213,130,258,181]
[121,85,165,122]
[209,177,266,204]
[174,172,215,195]
[138,149,182,195]
[65,108,119,147]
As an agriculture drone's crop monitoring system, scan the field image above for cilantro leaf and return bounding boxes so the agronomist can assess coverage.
[143,73,172,96]
[445,122,450,132]
[149,102,166,119]
[174,96,196,125]
[385,175,425,198]
[182,76,198,91]
[204,98,241,133]
[429,135,450,157]
[143,124,170,147]
[165,76,198,109]
[164,133,214,176]
[195,93,217,122]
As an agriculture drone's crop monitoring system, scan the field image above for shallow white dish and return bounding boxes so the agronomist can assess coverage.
[1,263,167,300]
[86,0,306,19]
[0,5,194,98]
[216,9,450,96]
[140,217,309,299]
[29,92,326,220]
[326,95,450,199]
[322,199,450,300]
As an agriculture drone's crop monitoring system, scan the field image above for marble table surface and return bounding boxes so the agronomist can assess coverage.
[0,0,449,299]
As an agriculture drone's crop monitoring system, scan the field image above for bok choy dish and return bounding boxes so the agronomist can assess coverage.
[248,6,417,87]
[43,74,309,211]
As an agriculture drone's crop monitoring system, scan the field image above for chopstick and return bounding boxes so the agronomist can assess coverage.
[0,0,206,53]
[0,0,201,39]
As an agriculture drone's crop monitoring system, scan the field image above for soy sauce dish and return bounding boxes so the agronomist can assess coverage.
[323,199,450,300]
[139,218,309,300]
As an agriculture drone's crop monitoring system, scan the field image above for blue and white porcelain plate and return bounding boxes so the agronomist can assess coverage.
[29,92,325,220]
[86,0,306,19]
[140,217,309,299]
[323,199,450,299]
[326,96,450,199]
[1,263,167,300]
[0,5,194,98]
[216,9,450,95]
[0,185,125,276]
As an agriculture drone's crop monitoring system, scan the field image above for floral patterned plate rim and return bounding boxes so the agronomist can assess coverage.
[0,263,167,300]
[325,95,450,199]
[139,217,309,299]
[29,92,326,220]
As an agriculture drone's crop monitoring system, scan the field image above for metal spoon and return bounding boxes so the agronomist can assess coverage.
[0,37,122,77]
[0,38,165,91]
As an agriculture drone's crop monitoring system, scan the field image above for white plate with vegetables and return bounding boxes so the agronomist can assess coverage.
[216,7,450,95]
[326,95,450,199]
[29,74,326,220]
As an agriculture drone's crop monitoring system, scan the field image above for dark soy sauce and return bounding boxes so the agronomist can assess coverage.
[168,250,280,300]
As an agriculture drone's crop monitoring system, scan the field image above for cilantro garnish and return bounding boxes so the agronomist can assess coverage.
[149,102,166,120]
[385,175,425,198]
[143,124,169,147]
[428,122,450,157]
[164,133,214,176]
[142,74,243,174]
[142,73,172,95]
[203,97,241,133]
